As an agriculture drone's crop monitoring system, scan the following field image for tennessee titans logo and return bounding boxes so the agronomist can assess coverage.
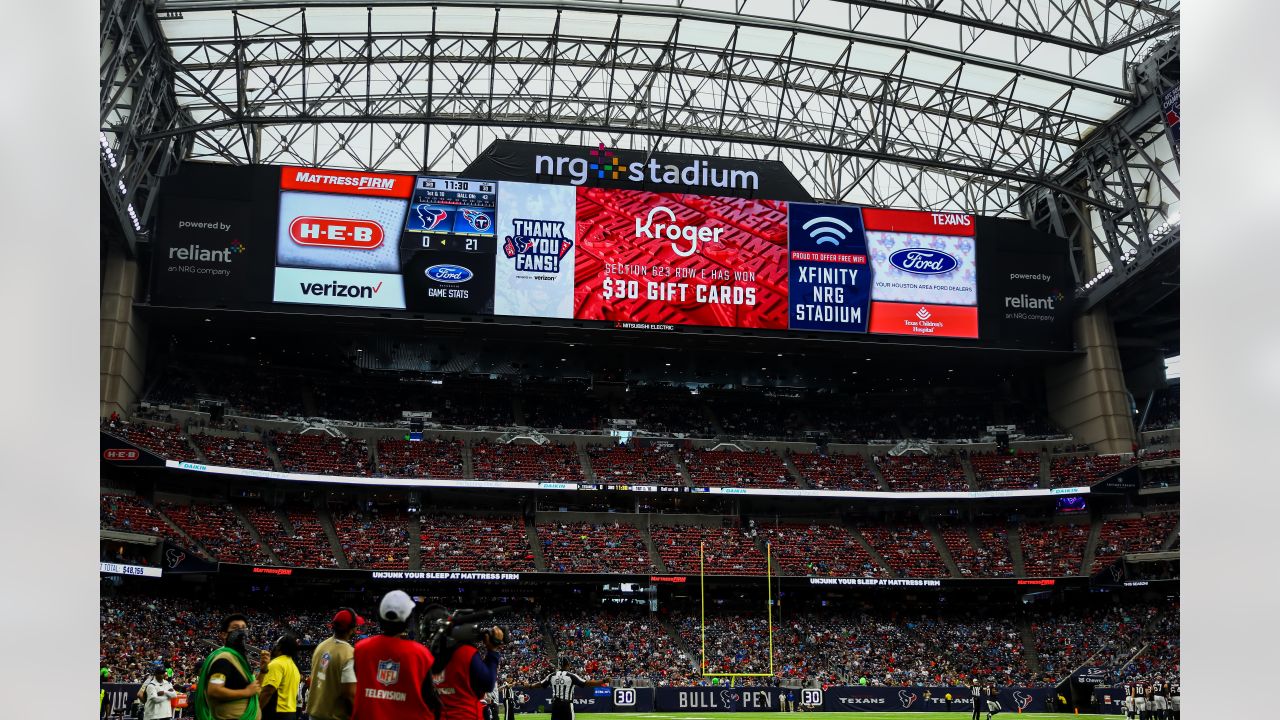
[898,690,918,708]
[376,659,400,687]
[415,205,449,231]
[1012,691,1033,710]
[460,208,492,231]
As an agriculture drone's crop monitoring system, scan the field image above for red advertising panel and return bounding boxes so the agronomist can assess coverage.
[862,208,975,237]
[280,166,415,199]
[573,188,789,329]
[868,301,979,338]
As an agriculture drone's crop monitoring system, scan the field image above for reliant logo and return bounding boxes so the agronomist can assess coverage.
[888,248,959,275]
[168,240,245,263]
[425,265,473,284]
[503,218,573,273]
[636,206,725,257]
[1004,291,1065,310]
[534,143,759,190]
[299,279,384,299]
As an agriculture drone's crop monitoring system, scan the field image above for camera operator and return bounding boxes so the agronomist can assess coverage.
[429,621,505,720]
[353,591,435,720]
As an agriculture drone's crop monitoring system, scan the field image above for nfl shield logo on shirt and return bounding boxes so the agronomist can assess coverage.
[377,660,400,687]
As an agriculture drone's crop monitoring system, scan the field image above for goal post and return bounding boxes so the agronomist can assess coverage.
[699,539,775,681]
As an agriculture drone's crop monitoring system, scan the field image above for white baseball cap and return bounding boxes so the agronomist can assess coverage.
[379,590,416,623]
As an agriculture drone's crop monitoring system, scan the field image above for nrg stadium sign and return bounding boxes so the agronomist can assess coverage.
[463,140,813,201]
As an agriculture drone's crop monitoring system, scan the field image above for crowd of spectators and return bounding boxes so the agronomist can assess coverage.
[1048,454,1125,488]
[704,390,804,440]
[1091,513,1179,572]
[789,450,880,491]
[679,448,796,489]
[651,525,768,575]
[759,523,888,577]
[1030,604,1161,681]
[272,432,372,476]
[859,525,949,578]
[158,501,270,564]
[243,504,339,568]
[540,521,651,573]
[970,451,1043,491]
[612,386,715,437]
[546,610,694,684]
[419,514,535,571]
[1142,466,1180,489]
[873,453,969,492]
[471,440,584,482]
[192,433,275,470]
[332,507,413,568]
[104,418,197,461]
[521,382,601,431]
[1019,522,1090,577]
[588,444,684,486]
[100,492,198,553]
[376,438,465,478]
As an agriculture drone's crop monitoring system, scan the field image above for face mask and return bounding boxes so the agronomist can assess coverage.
[225,629,250,653]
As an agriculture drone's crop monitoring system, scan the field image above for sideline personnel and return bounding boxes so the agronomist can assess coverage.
[194,614,262,720]
[352,591,434,720]
[308,608,365,720]
[431,624,505,720]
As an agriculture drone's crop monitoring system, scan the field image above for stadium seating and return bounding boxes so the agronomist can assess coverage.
[587,444,684,485]
[759,523,888,577]
[546,610,694,685]
[1091,514,1179,572]
[376,438,465,478]
[419,514,535,571]
[158,501,269,564]
[874,453,969,492]
[272,432,372,476]
[471,440,584,482]
[496,611,554,686]
[332,508,412,569]
[935,519,1015,578]
[243,505,339,568]
[192,433,274,470]
[970,451,1042,490]
[612,386,715,437]
[109,421,196,461]
[651,525,767,575]
[679,448,796,489]
[1048,454,1125,487]
[521,382,602,431]
[540,521,652,574]
[1030,605,1156,680]
[1137,449,1180,462]
[1019,522,1090,576]
[100,492,199,553]
[789,451,880,491]
[859,525,949,578]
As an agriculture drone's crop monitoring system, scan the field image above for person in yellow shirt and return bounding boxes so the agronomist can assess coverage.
[260,635,302,720]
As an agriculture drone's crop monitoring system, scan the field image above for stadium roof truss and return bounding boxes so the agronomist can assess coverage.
[102,0,1179,295]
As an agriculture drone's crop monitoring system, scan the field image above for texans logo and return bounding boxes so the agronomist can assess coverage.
[898,691,918,708]
[1012,691,1033,710]
[165,549,186,568]
[417,205,449,230]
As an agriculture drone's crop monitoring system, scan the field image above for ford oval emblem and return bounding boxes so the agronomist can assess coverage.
[888,248,959,275]
[425,264,473,283]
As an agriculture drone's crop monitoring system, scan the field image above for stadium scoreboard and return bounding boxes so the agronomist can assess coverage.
[151,153,1075,350]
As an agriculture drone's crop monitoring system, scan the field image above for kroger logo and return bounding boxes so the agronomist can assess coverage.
[889,248,959,275]
[425,264,473,284]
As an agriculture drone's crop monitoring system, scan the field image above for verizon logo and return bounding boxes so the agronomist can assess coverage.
[299,280,383,299]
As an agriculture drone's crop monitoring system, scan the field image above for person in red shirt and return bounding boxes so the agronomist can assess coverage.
[430,624,505,720]
[352,590,434,720]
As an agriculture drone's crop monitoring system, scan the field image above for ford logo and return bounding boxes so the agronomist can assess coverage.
[888,248,959,275]
[425,264,473,283]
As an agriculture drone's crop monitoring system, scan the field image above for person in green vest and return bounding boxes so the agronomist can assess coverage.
[858,676,868,686]
[193,614,262,720]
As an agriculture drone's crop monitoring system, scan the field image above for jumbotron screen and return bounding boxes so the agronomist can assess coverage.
[152,162,1073,348]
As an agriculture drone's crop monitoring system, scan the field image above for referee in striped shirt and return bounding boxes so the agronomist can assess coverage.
[534,659,606,720]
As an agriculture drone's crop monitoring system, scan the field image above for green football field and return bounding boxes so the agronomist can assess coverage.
[514,707,1116,712]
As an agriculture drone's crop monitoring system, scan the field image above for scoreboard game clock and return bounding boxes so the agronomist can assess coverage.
[399,177,498,314]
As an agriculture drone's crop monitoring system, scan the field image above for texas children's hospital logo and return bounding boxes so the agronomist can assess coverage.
[502,218,573,273]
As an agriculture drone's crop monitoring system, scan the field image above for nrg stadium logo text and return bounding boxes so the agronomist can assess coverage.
[534,143,759,191]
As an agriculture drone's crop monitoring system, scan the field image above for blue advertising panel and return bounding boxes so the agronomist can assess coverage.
[786,203,872,333]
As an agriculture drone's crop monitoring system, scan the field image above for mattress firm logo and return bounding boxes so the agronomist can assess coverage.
[535,143,759,190]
